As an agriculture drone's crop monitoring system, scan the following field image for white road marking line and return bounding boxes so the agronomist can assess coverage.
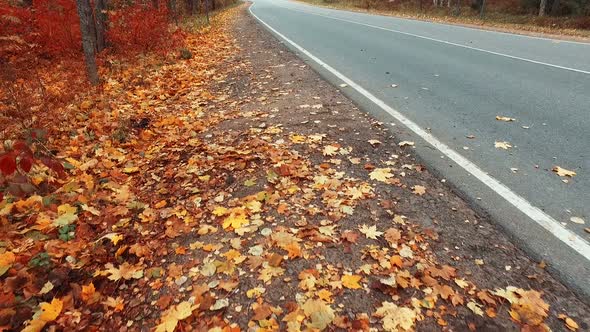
[249,5,590,260]
[276,4,590,75]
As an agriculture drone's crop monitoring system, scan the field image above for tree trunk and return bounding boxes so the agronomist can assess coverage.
[186,0,193,15]
[539,0,547,16]
[479,0,486,17]
[454,0,461,15]
[550,0,560,15]
[94,0,107,52]
[167,0,178,24]
[76,0,99,85]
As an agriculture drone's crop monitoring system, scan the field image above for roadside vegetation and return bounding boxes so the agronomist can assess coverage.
[299,0,590,38]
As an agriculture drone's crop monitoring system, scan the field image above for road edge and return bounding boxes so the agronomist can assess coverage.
[247,1,590,305]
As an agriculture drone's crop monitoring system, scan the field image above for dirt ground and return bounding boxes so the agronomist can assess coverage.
[195,4,590,330]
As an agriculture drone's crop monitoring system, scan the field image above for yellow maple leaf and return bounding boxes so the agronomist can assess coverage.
[246,200,262,213]
[341,274,362,289]
[212,206,228,216]
[374,302,416,331]
[302,299,335,330]
[222,209,249,230]
[155,301,196,332]
[0,251,15,276]
[369,168,393,182]
[359,224,383,239]
[53,203,78,227]
[494,287,549,326]
[290,134,306,143]
[39,298,63,322]
[101,262,143,281]
[322,145,339,156]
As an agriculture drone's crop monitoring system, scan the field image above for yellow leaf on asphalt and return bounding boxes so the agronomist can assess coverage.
[359,224,383,239]
[369,168,393,182]
[494,141,512,150]
[323,145,339,156]
[553,166,576,177]
[222,208,249,230]
[341,274,362,289]
[454,278,469,289]
[412,185,426,195]
[496,115,515,122]
[558,314,579,331]
[374,302,417,331]
[467,301,484,316]
[302,299,335,330]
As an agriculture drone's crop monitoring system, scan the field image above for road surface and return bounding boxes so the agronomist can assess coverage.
[249,0,590,300]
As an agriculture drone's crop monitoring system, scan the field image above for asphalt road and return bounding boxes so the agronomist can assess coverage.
[249,0,590,301]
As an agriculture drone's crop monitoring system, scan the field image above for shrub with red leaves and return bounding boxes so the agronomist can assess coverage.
[0,0,81,60]
[0,137,66,200]
[107,4,176,54]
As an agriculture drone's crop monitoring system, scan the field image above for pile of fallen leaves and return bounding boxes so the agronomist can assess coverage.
[0,4,581,332]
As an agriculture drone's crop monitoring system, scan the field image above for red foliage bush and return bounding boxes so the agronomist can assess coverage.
[32,0,81,57]
[107,4,176,54]
[0,0,81,60]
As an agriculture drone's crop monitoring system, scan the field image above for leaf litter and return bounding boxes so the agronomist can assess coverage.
[0,4,588,332]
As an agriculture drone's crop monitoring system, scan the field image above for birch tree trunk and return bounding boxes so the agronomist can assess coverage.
[76,0,99,85]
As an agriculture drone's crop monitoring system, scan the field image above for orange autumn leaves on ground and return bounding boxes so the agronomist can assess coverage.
[0,5,581,332]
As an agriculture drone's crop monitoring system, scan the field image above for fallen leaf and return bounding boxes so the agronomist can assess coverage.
[496,116,516,122]
[374,302,417,332]
[467,301,484,316]
[302,299,335,330]
[369,168,393,183]
[368,139,382,146]
[341,274,362,289]
[412,185,426,195]
[156,301,196,332]
[552,166,576,177]
[558,314,579,331]
[359,224,383,239]
[494,141,512,150]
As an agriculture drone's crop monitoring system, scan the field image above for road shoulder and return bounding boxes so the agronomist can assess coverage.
[226,4,589,330]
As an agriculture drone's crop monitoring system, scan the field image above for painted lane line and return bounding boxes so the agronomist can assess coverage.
[248,5,590,260]
[275,4,590,75]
